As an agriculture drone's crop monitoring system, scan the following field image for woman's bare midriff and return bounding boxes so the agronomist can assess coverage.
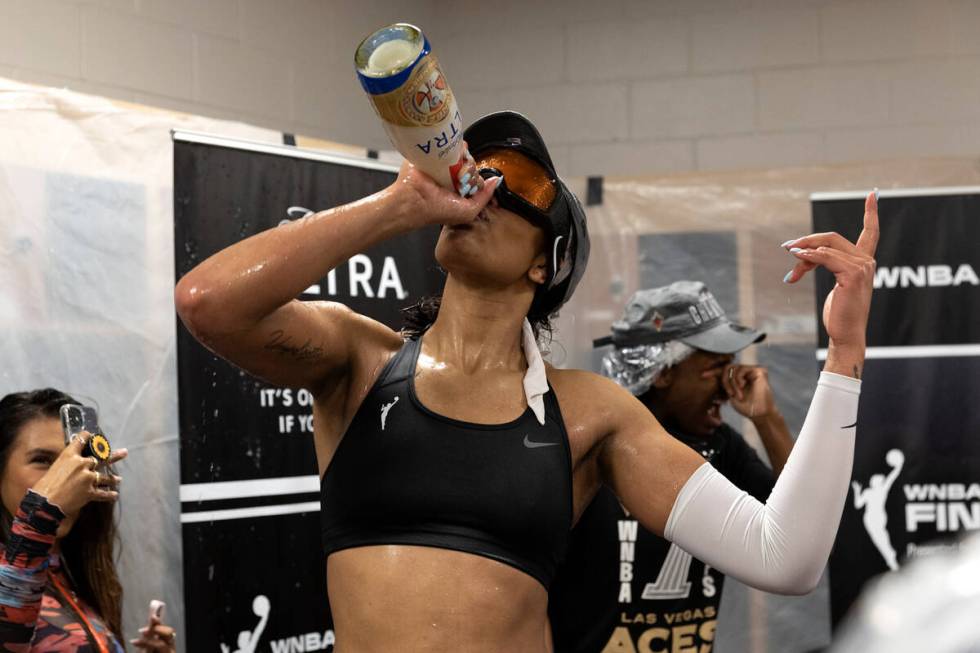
[327,545,552,653]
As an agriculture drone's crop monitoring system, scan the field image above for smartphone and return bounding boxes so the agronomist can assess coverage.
[60,404,101,445]
[60,404,114,488]
[148,599,166,623]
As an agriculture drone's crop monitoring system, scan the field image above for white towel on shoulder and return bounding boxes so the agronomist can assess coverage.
[521,318,549,425]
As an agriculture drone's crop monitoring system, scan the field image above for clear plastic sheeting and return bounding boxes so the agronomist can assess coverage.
[553,159,980,652]
[0,76,284,643]
[832,533,980,653]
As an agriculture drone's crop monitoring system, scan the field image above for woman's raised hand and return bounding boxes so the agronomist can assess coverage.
[31,432,125,516]
[782,190,879,373]
[390,142,501,227]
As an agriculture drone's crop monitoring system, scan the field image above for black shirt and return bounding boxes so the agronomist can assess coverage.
[548,423,776,653]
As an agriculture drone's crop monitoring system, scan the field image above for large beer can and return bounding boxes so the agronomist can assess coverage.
[355,24,466,191]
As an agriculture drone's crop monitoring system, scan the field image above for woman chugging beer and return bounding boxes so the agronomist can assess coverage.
[176,111,878,653]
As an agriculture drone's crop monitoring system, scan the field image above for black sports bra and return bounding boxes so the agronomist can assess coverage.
[320,337,574,587]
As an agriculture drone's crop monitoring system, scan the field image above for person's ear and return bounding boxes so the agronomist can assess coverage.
[653,366,674,389]
[528,253,548,286]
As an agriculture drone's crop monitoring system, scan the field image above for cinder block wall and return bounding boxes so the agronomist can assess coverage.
[0,0,431,145]
[3,0,979,176]
[432,0,980,177]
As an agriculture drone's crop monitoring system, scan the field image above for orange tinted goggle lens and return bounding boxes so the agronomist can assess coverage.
[474,149,556,212]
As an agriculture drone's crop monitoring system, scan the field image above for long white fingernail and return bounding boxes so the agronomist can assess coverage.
[782,271,793,283]
[873,187,879,202]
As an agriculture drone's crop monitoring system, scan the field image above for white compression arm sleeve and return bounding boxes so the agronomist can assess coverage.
[663,371,861,595]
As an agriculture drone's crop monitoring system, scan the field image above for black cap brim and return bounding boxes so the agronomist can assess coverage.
[680,321,765,354]
[463,110,556,173]
[463,111,590,316]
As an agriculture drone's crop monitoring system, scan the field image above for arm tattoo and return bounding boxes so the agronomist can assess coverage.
[265,329,325,362]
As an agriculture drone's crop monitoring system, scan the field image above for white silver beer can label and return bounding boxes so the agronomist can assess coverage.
[355,24,465,191]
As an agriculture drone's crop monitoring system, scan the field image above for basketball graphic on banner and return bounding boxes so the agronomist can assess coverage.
[852,449,904,571]
[812,188,980,626]
[885,449,904,468]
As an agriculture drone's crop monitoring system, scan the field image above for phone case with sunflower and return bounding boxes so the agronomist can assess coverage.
[59,403,115,488]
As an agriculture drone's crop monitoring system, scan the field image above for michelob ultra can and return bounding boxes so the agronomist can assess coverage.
[355,23,465,191]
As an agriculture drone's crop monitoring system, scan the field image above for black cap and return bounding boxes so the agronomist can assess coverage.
[464,110,557,174]
[463,111,590,315]
[594,281,765,353]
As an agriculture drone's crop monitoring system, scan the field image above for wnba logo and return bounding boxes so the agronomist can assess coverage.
[852,449,904,571]
[399,60,452,126]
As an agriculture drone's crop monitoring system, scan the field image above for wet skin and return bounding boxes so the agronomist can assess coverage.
[305,205,664,653]
[175,160,873,652]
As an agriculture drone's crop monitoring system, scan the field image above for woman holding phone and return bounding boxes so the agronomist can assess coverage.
[0,388,175,652]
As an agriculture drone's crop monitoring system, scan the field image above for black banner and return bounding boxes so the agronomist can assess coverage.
[811,189,980,627]
[174,135,444,651]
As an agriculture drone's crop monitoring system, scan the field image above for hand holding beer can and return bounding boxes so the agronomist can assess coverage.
[355,23,475,196]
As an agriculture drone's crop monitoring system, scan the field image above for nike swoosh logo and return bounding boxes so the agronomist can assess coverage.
[841,421,858,429]
[523,435,559,449]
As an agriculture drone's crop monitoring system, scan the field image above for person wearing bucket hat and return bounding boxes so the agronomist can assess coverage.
[593,281,791,444]
[176,96,879,652]
[550,281,795,653]
[594,280,765,356]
